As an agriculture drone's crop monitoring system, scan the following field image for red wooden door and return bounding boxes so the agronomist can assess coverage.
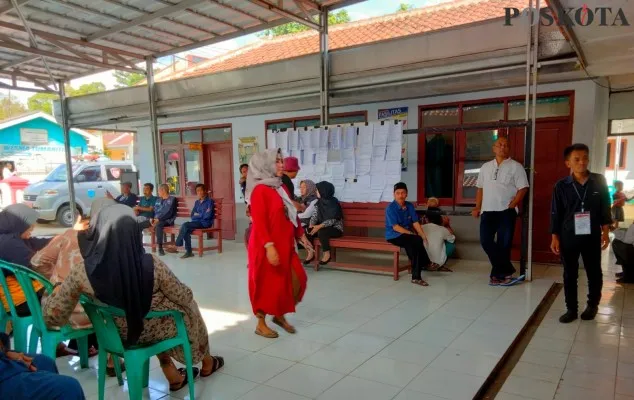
[509,120,572,263]
[204,142,236,240]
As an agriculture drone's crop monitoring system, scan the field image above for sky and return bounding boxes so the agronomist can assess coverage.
[1,0,451,106]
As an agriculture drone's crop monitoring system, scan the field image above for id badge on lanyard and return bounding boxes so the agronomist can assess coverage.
[573,183,591,235]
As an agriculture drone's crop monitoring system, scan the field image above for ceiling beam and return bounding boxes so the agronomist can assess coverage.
[545,0,588,69]
[0,0,28,14]
[248,0,319,30]
[0,36,145,72]
[151,0,241,33]
[0,80,55,93]
[207,1,268,24]
[86,0,207,41]
[293,0,312,20]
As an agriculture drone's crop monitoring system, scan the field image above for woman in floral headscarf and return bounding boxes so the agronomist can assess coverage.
[245,149,308,338]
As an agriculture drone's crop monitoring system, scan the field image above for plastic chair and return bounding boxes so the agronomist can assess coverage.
[0,260,35,352]
[80,294,196,400]
[8,261,93,368]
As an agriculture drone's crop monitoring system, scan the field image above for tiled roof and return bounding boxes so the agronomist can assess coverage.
[101,132,133,147]
[158,0,528,82]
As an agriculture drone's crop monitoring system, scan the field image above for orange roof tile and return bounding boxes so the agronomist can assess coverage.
[159,0,528,82]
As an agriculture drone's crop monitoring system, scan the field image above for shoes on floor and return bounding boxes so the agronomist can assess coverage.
[180,252,194,259]
[158,248,165,256]
[617,272,624,278]
[580,305,598,321]
[559,310,578,324]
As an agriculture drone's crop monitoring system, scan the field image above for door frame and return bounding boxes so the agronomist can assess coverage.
[203,140,237,240]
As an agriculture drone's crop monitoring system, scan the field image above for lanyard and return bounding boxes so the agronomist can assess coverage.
[572,182,588,212]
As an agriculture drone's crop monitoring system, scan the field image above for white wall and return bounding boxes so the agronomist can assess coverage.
[132,79,605,203]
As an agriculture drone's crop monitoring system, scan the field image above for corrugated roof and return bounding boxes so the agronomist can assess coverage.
[0,0,361,92]
[157,0,529,82]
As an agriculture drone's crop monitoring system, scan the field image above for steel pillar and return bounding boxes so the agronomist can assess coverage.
[319,7,330,125]
[146,56,161,186]
[58,79,78,222]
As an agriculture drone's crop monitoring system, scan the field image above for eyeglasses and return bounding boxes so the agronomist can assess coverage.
[492,167,499,181]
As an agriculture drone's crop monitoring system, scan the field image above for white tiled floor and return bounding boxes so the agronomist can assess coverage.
[500,247,634,400]
[49,241,558,400]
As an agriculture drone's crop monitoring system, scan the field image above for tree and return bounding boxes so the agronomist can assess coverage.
[397,3,414,12]
[113,70,146,88]
[260,10,350,37]
[26,82,106,115]
[0,95,27,120]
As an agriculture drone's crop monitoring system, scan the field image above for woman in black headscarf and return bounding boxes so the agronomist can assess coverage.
[308,181,344,265]
[41,204,224,391]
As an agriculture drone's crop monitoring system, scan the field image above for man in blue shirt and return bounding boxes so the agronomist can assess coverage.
[385,182,431,286]
[167,184,215,259]
[151,183,178,256]
[134,183,157,219]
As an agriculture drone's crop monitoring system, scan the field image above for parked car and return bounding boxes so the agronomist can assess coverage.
[23,161,137,226]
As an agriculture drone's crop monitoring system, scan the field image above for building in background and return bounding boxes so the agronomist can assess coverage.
[99,132,134,161]
[0,112,99,182]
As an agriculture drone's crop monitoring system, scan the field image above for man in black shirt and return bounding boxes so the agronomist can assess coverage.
[550,143,611,323]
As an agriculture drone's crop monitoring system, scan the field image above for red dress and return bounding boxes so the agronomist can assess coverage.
[248,185,308,316]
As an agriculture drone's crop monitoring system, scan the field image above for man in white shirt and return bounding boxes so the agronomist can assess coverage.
[613,224,634,283]
[472,137,529,285]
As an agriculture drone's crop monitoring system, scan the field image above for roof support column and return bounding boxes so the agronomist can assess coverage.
[146,56,161,187]
[58,79,78,224]
[521,0,540,282]
[319,7,330,125]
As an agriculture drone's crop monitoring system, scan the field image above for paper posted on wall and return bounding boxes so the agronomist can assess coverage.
[386,144,401,161]
[356,157,371,176]
[310,128,321,149]
[277,131,289,151]
[320,128,329,149]
[357,125,373,149]
[344,126,357,149]
[267,132,276,149]
[289,129,299,150]
[329,126,342,150]
[373,123,389,147]
[300,129,312,149]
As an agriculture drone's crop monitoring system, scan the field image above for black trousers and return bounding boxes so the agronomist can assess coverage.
[612,239,634,281]
[309,227,342,252]
[560,233,603,312]
[155,220,173,248]
[388,234,431,281]
[480,209,517,279]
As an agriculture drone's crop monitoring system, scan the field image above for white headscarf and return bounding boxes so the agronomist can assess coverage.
[245,149,297,227]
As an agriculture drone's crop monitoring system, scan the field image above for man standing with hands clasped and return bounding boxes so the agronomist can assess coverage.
[472,136,529,286]
[550,143,611,323]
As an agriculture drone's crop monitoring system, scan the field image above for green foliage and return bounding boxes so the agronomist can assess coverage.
[112,71,146,88]
[397,3,414,12]
[0,95,28,120]
[26,82,106,115]
[260,10,351,37]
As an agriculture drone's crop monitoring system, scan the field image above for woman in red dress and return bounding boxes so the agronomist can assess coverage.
[245,149,308,338]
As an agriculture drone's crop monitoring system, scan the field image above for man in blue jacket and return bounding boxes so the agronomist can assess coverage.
[151,183,178,256]
[0,333,85,399]
[167,184,215,259]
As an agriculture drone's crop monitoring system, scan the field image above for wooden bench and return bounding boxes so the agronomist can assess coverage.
[312,204,410,281]
[146,197,223,256]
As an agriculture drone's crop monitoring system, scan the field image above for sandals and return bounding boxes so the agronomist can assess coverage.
[272,317,296,334]
[303,254,315,265]
[438,265,453,272]
[411,279,429,286]
[201,355,224,378]
[169,367,199,392]
[255,327,279,338]
[427,263,441,271]
[106,360,126,378]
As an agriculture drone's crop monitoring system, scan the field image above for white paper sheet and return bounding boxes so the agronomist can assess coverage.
[370,190,384,203]
[371,160,386,175]
[388,121,403,144]
[310,127,321,149]
[267,130,276,149]
[342,148,356,177]
[343,126,357,149]
[300,128,312,149]
[381,184,394,201]
[371,175,386,190]
[320,128,329,149]
[372,122,389,147]
[316,149,328,164]
[385,174,401,187]
[356,175,371,189]
[356,157,371,176]
[330,164,344,177]
[289,129,299,150]
[276,130,289,151]
[373,146,386,160]
[357,125,373,148]
[387,161,401,175]
[343,183,356,202]
[386,144,401,161]
[329,126,342,150]
[358,145,373,158]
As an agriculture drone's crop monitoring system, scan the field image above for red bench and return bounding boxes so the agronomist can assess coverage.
[146,197,223,256]
[312,204,410,280]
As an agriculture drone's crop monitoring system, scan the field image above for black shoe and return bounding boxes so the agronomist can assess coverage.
[581,305,598,321]
[559,310,578,324]
[616,272,625,278]
[158,248,165,256]
[319,257,331,265]
[180,252,194,259]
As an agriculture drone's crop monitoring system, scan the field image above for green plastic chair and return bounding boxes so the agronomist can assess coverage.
[0,260,35,353]
[80,294,196,400]
[7,261,93,368]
